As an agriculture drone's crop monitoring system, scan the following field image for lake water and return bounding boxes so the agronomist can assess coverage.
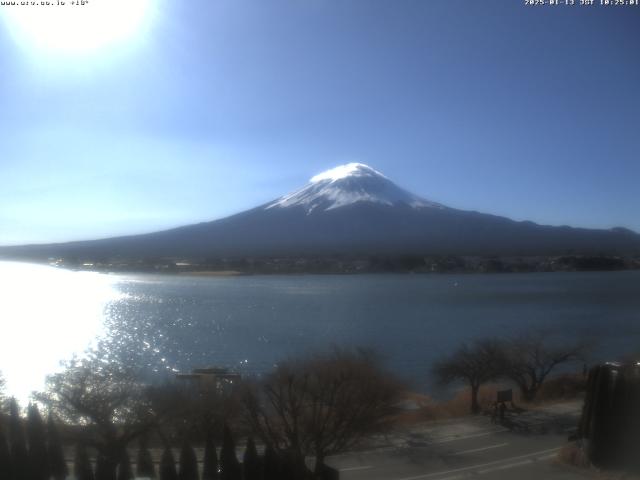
[1,261,639,403]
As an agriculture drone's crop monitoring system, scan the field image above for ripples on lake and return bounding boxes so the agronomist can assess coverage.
[2,261,640,403]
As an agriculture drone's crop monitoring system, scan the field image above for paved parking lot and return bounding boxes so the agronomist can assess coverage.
[327,401,592,480]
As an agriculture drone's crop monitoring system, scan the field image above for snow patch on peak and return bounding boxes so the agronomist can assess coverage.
[266,163,445,214]
[310,163,386,184]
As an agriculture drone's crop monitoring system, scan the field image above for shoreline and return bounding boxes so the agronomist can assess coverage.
[177,270,245,277]
[2,258,639,277]
[2,254,639,276]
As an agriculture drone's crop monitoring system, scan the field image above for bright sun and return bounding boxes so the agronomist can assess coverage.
[1,0,153,54]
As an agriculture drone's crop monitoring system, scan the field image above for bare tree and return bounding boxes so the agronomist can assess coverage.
[145,378,239,445]
[242,348,403,477]
[502,331,586,401]
[34,358,157,478]
[432,339,506,414]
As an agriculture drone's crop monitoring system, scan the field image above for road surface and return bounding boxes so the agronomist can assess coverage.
[327,402,591,480]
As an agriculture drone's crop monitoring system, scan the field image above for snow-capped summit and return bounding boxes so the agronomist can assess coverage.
[266,163,444,213]
[309,163,387,183]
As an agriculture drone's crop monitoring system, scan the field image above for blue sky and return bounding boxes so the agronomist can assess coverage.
[0,0,638,245]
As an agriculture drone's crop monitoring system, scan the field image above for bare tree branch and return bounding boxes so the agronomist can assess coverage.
[432,339,506,413]
[501,330,587,401]
[242,348,403,476]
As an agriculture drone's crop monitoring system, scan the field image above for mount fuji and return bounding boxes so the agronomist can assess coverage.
[265,163,444,213]
[2,163,639,261]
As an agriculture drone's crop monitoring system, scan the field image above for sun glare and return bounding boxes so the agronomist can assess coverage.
[0,262,121,405]
[1,0,153,54]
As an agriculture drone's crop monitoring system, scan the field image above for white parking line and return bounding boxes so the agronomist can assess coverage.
[473,453,557,476]
[331,428,508,459]
[434,428,508,444]
[340,465,373,472]
[393,447,561,480]
[451,442,508,455]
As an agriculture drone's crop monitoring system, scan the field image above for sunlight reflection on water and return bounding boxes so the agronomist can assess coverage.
[2,262,639,405]
[0,261,122,405]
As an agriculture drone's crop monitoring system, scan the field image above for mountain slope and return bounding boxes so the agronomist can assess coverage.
[1,163,639,260]
[265,163,444,212]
